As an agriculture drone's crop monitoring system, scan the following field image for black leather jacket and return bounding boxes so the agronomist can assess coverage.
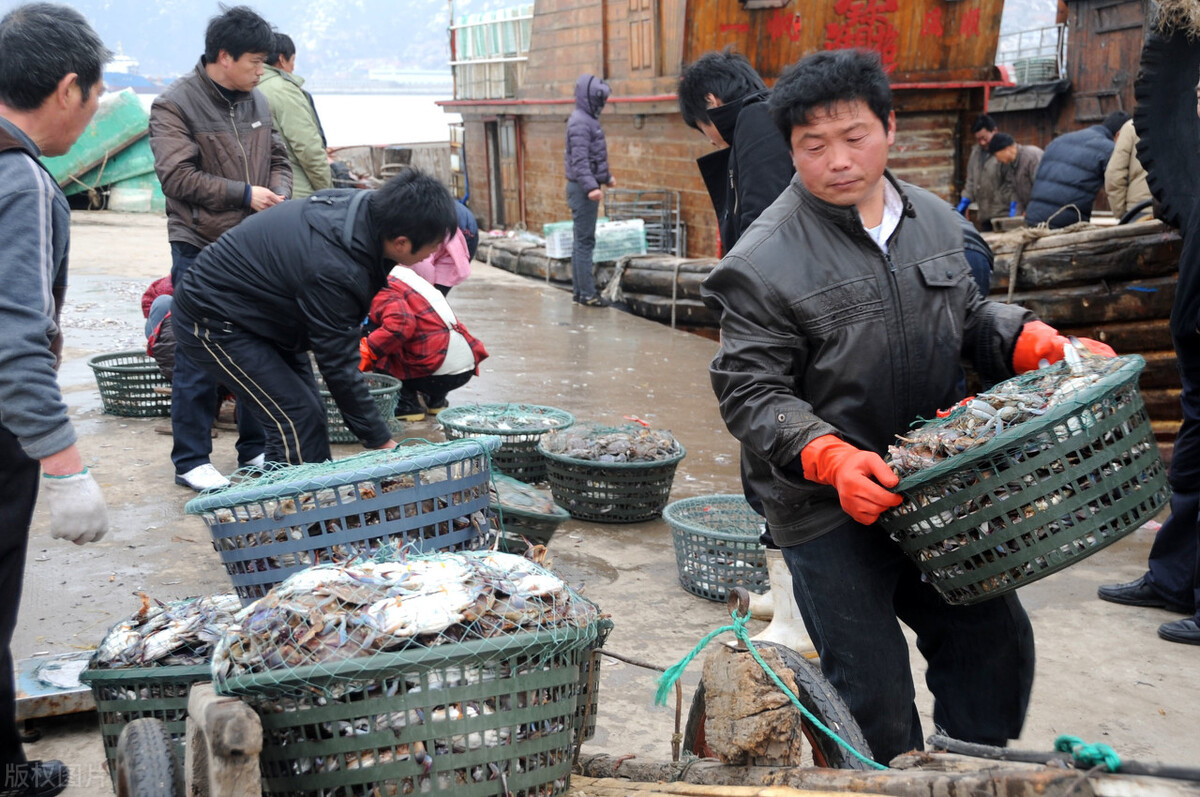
[700,172,1031,546]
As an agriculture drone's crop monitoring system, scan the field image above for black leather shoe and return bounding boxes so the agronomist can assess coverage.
[1158,618,1200,645]
[0,760,69,797]
[1097,576,1191,613]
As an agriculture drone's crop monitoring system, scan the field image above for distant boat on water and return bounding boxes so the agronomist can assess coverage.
[103,44,171,95]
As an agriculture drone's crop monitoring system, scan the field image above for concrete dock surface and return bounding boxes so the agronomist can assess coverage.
[14,212,1199,794]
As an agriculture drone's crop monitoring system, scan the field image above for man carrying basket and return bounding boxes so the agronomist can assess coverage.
[701,49,1114,763]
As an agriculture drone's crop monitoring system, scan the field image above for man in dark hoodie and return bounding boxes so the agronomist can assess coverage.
[171,170,457,466]
[678,48,794,254]
[564,73,615,307]
[1024,110,1130,228]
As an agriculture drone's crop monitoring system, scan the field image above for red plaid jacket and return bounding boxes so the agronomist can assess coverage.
[364,275,487,379]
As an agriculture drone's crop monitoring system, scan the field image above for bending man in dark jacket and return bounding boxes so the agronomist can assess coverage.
[564,74,615,306]
[149,5,292,491]
[678,49,794,254]
[172,170,457,465]
[700,49,1114,763]
[1024,111,1128,228]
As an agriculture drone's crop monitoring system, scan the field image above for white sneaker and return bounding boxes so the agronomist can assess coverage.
[239,453,265,468]
[175,463,230,492]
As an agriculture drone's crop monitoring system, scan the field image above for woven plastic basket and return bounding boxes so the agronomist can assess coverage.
[80,664,209,791]
[880,355,1171,606]
[439,403,575,482]
[538,426,686,523]
[215,621,607,797]
[185,438,500,605]
[87,349,171,417]
[321,372,402,444]
[663,495,769,602]
[491,472,570,552]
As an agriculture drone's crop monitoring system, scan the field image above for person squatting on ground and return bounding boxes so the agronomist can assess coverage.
[1023,110,1130,228]
[0,4,111,794]
[564,73,615,307]
[700,48,1116,763]
[359,268,489,421]
[257,32,332,200]
[987,132,1043,218]
[171,170,458,466]
[1097,74,1200,645]
[956,114,1008,230]
[410,201,478,296]
[677,48,794,256]
[1103,117,1153,222]
[149,4,292,492]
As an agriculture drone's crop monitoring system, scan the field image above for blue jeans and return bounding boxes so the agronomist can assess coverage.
[1145,332,1200,619]
[781,520,1034,763]
[565,180,599,300]
[169,243,264,472]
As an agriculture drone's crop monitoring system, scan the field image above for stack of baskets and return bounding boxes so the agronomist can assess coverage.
[87,349,171,417]
[320,372,402,444]
[438,402,574,482]
[186,437,501,604]
[881,355,1171,605]
[537,423,685,522]
[663,495,769,601]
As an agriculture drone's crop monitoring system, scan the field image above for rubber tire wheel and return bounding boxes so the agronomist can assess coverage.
[1134,26,1200,230]
[115,717,184,797]
[681,641,875,770]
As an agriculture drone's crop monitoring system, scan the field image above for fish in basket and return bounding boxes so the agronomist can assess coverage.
[210,550,610,797]
[879,348,1171,605]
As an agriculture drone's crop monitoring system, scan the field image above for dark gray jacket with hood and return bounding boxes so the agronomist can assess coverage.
[564,74,612,192]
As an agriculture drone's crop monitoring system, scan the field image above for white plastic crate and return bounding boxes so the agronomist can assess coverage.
[542,217,645,262]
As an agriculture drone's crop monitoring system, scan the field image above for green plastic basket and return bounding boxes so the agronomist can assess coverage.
[490,472,571,551]
[321,373,402,444]
[87,349,171,418]
[880,355,1171,605]
[80,663,209,791]
[439,403,575,482]
[663,495,769,602]
[537,426,686,523]
[215,620,607,797]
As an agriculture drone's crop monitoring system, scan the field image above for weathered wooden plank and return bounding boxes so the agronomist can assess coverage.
[570,776,878,796]
[1005,276,1177,326]
[988,229,1180,291]
[1060,318,1174,352]
[1142,388,1184,422]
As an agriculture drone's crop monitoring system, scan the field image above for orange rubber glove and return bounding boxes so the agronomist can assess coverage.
[358,337,378,372]
[1012,320,1116,373]
[801,435,902,525]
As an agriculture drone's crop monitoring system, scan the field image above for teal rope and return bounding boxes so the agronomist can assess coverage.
[1055,735,1121,772]
[655,608,886,770]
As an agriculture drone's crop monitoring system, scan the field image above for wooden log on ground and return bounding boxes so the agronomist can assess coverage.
[1005,276,1177,326]
[571,775,877,796]
[622,293,719,327]
[1060,318,1174,352]
[1143,388,1185,422]
[574,752,1200,797]
[987,223,1181,292]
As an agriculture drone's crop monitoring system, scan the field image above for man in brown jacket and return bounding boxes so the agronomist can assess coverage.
[988,132,1043,217]
[149,4,292,492]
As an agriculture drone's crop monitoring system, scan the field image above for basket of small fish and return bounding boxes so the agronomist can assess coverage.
[880,349,1171,606]
[438,402,575,482]
[211,550,611,797]
[185,438,500,605]
[87,349,172,418]
[537,423,686,523]
[80,592,240,790]
[320,372,402,444]
[490,472,571,553]
[663,495,769,602]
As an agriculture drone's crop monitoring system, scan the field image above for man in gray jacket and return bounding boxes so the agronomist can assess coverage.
[0,5,110,793]
[149,5,291,491]
[701,49,1112,764]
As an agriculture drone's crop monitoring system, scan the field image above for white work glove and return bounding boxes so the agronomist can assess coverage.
[41,469,108,545]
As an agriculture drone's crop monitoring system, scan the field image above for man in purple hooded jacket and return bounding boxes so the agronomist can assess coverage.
[564,73,616,307]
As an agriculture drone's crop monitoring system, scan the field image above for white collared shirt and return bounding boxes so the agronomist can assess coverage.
[861,179,903,254]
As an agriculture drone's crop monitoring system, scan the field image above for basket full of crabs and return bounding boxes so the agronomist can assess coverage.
[438,402,575,482]
[879,348,1171,606]
[211,550,611,797]
[185,438,500,605]
[537,423,686,522]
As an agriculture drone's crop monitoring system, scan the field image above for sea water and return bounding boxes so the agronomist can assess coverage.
[137,93,462,148]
